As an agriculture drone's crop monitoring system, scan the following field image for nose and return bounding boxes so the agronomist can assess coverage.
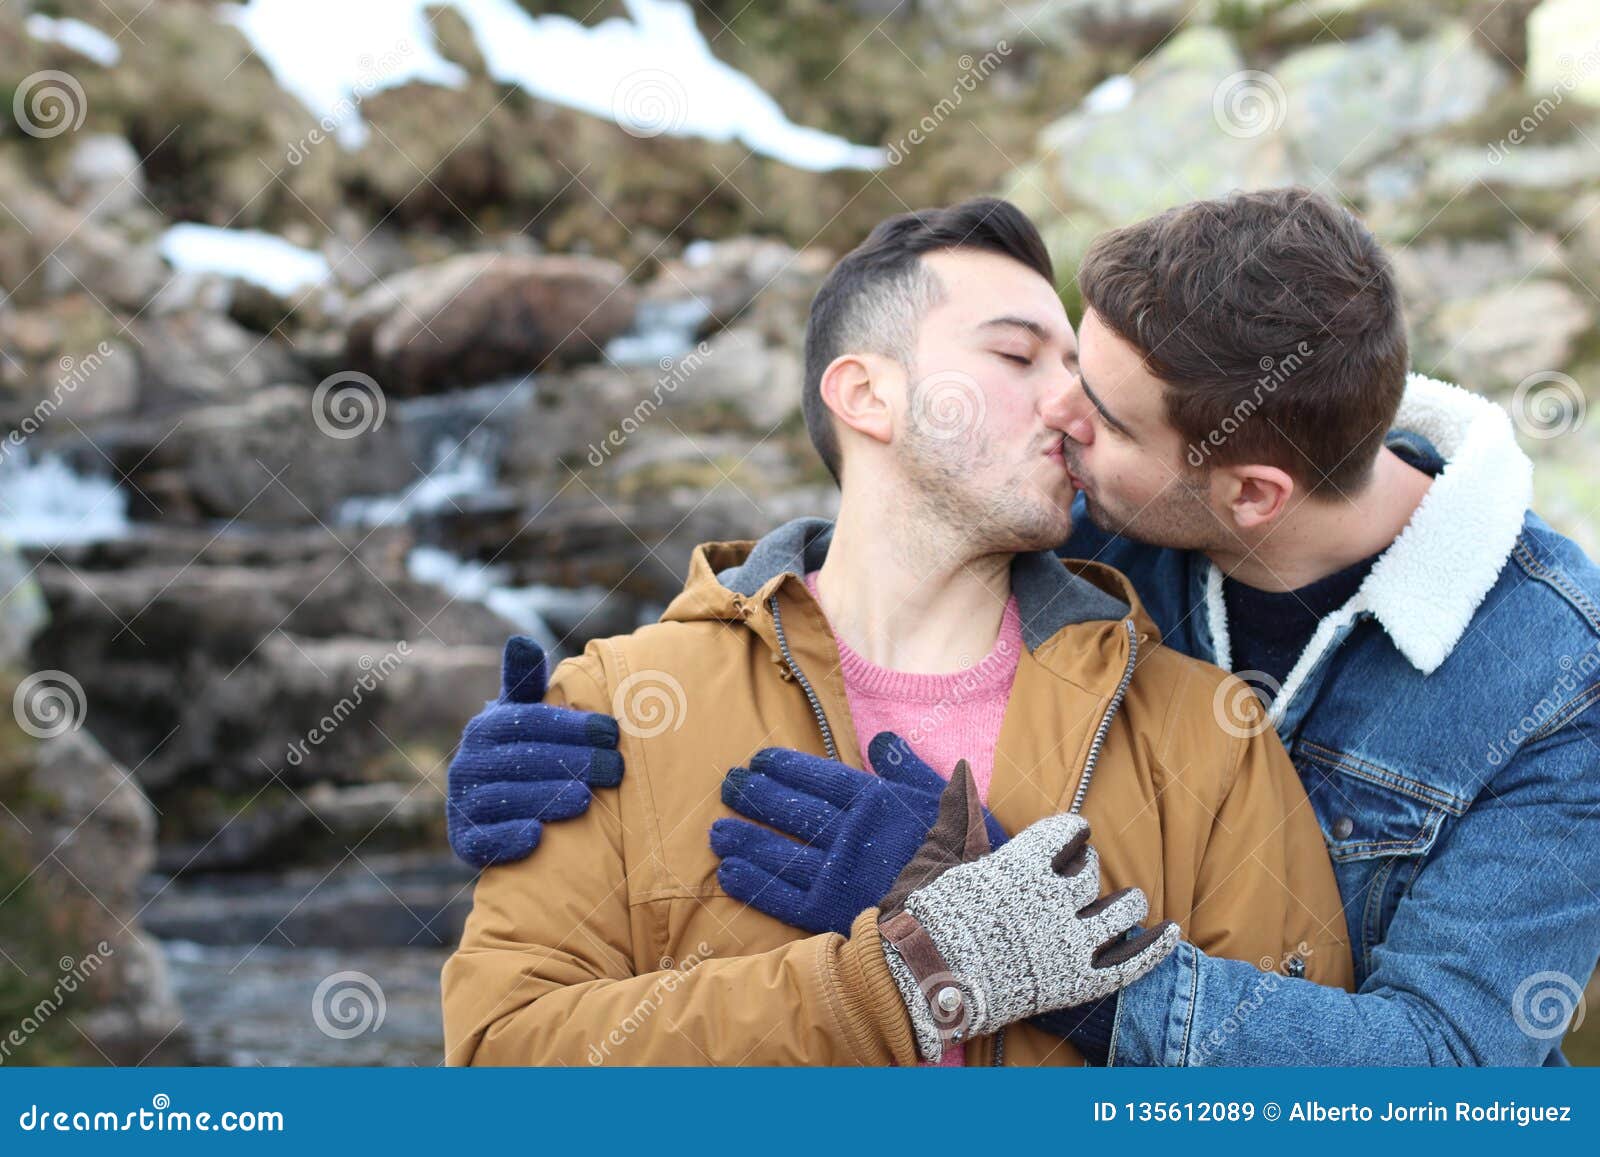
[1042,367,1095,446]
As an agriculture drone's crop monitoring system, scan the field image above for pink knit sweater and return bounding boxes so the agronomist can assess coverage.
[803,571,1024,1066]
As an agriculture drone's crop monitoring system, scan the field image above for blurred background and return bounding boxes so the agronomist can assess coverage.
[0,0,1595,1066]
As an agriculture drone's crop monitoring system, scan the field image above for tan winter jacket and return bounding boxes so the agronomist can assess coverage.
[442,518,1354,1065]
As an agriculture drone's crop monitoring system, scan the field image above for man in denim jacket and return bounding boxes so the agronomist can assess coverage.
[1058,375,1600,1065]
[445,188,1600,1064]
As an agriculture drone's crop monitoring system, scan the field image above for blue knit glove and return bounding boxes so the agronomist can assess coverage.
[446,636,623,868]
[710,732,1008,936]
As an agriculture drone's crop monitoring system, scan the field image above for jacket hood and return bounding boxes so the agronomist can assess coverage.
[662,516,1146,652]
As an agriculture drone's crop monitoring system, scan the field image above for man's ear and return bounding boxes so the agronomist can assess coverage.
[819,353,895,447]
[1220,463,1296,531]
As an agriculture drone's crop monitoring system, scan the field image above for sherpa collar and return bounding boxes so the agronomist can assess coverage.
[1210,372,1533,723]
[1357,372,1534,673]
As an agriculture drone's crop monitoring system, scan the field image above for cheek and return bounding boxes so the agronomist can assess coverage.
[983,387,1034,434]
[1104,448,1164,502]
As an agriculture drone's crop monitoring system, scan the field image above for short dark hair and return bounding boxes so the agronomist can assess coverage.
[802,197,1054,482]
[1077,186,1407,496]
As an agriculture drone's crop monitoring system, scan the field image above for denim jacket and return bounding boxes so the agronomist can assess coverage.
[1063,374,1600,1065]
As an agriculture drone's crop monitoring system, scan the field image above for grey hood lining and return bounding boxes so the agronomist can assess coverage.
[714,516,1129,652]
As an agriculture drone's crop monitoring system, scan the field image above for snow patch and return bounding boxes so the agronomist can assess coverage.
[221,0,884,170]
[158,223,331,296]
[25,15,122,66]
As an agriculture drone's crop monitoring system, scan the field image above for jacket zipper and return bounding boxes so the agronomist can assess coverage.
[1067,618,1140,817]
[993,617,1139,1066]
[767,594,840,762]
[770,592,1139,1068]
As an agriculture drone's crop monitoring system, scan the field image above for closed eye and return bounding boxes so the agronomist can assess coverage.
[997,352,1032,367]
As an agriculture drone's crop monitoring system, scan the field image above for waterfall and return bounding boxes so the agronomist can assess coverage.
[0,449,129,547]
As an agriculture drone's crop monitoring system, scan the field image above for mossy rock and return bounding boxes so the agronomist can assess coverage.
[0,847,105,1065]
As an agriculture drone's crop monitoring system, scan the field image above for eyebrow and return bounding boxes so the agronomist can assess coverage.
[1080,371,1136,440]
[978,315,1054,342]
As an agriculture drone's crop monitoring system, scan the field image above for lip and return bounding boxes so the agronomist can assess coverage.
[1043,445,1083,490]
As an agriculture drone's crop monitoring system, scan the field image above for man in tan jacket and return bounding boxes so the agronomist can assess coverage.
[442,198,1353,1066]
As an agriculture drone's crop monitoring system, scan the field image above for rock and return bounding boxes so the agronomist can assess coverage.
[1528,0,1600,106]
[152,780,452,875]
[54,134,147,220]
[0,717,188,1064]
[1533,451,1600,560]
[0,159,169,312]
[643,238,825,331]
[500,361,665,484]
[1561,191,1600,274]
[144,852,474,948]
[50,1,347,229]
[255,633,498,783]
[1390,232,1566,313]
[473,480,838,607]
[33,730,159,892]
[1431,141,1600,193]
[1019,27,1298,233]
[677,324,803,431]
[1470,0,1541,76]
[75,932,185,1063]
[42,522,412,577]
[0,541,48,667]
[1429,280,1593,388]
[0,300,141,427]
[321,218,422,294]
[1276,26,1508,180]
[344,252,639,395]
[104,383,413,524]
[918,0,1188,49]
[131,312,308,411]
[27,536,511,797]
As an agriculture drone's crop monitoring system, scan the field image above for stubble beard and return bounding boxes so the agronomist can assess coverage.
[897,425,1072,557]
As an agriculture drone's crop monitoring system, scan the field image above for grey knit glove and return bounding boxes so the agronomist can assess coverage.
[878,764,1179,1061]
